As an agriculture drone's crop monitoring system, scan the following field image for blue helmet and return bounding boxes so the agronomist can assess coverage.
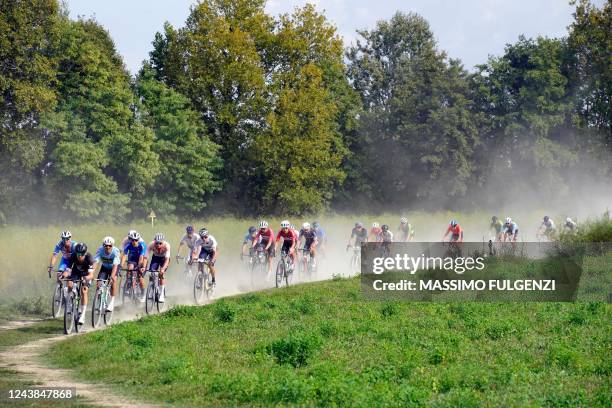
[248,226,256,234]
[186,225,194,233]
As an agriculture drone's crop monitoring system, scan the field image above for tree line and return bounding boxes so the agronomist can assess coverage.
[0,0,609,223]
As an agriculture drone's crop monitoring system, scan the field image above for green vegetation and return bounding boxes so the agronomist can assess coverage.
[44,278,611,406]
[1,0,610,222]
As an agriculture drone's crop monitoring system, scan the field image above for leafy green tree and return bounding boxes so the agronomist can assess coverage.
[251,64,345,214]
[0,0,59,220]
[44,17,158,220]
[347,12,480,206]
[135,65,222,216]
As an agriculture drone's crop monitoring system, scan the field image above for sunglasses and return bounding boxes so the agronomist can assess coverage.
[131,239,139,242]
[76,252,86,256]
[103,244,112,248]
[155,241,163,246]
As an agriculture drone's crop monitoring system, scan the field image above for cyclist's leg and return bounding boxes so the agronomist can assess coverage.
[207,251,217,284]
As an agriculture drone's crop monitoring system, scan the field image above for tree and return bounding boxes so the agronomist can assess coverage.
[0,0,59,220]
[135,65,222,216]
[347,12,480,206]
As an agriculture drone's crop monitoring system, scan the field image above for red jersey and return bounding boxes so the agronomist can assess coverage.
[276,228,297,243]
[446,224,463,236]
[255,228,275,243]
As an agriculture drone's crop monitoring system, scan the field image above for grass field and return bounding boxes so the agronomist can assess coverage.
[42,276,610,407]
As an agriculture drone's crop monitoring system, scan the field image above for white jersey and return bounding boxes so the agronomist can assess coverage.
[180,233,199,250]
[381,230,394,243]
[195,235,218,253]
[147,240,171,259]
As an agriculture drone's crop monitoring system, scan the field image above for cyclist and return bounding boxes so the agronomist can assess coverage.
[121,230,147,302]
[538,216,556,240]
[119,229,138,254]
[369,222,382,242]
[490,216,504,241]
[241,226,258,260]
[93,237,120,312]
[146,233,171,302]
[48,230,75,279]
[299,222,319,269]
[347,221,368,250]
[62,242,94,325]
[312,222,327,257]
[380,224,393,243]
[177,225,198,263]
[443,220,463,243]
[397,217,415,242]
[193,228,218,287]
[564,217,577,231]
[503,217,519,242]
[253,221,275,277]
[275,220,298,271]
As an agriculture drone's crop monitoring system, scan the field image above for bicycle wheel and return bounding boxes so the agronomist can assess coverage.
[104,291,114,326]
[63,292,75,334]
[157,286,166,313]
[145,283,155,315]
[275,261,284,288]
[122,276,130,305]
[194,271,206,304]
[52,282,63,319]
[91,289,103,328]
[285,261,293,287]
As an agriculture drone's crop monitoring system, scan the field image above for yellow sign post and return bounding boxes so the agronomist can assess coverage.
[148,210,156,227]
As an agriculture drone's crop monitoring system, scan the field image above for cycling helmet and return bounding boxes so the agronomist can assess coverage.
[382,224,389,231]
[313,221,320,229]
[355,221,363,228]
[492,216,498,222]
[566,217,572,223]
[199,228,209,237]
[186,225,194,233]
[60,230,72,239]
[290,224,295,230]
[154,233,165,243]
[505,217,512,224]
[450,220,458,227]
[128,230,141,240]
[400,217,408,224]
[372,222,379,228]
[281,220,290,228]
[74,242,87,255]
[259,220,268,229]
[248,226,256,234]
[102,236,115,246]
[302,222,311,230]
[543,215,549,222]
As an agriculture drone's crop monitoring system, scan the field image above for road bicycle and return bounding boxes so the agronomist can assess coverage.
[176,255,195,284]
[298,247,316,281]
[49,268,64,319]
[276,250,293,288]
[91,277,114,328]
[63,278,84,335]
[194,257,214,304]
[145,269,166,315]
[249,245,267,288]
[348,245,361,275]
[121,266,145,307]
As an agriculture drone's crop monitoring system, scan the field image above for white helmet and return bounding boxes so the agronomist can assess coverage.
[505,217,512,224]
[372,222,379,228]
[400,217,408,224]
[566,217,572,223]
[60,230,72,239]
[128,230,141,240]
[280,220,290,228]
[154,233,165,243]
[259,220,268,229]
[302,222,311,230]
[102,236,115,246]
[290,224,295,230]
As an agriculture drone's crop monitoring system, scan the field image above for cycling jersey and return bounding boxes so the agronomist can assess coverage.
[446,224,463,237]
[380,230,393,243]
[195,235,218,254]
[124,240,147,263]
[53,239,74,260]
[277,228,298,243]
[94,246,120,269]
[66,252,94,278]
[314,227,326,242]
[370,227,382,241]
[255,228,274,245]
[491,220,504,233]
[397,224,414,241]
[505,222,519,235]
[350,227,368,244]
[300,229,317,243]
[180,233,199,250]
[147,240,171,259]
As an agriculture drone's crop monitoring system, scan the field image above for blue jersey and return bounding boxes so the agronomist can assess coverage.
[314,227,326,242]
[243,233,259,245]
[123,240,147,261]
[94,246,121,269]
[53,239,74,260]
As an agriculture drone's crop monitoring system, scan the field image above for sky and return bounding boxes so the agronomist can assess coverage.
[65,0,600,75]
